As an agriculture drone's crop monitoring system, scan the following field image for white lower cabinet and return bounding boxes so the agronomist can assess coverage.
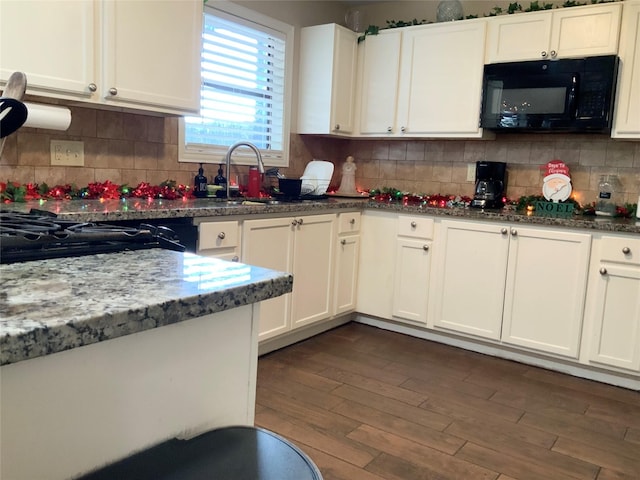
[432,220,591,359]
[501,226,591,358]
[334,212,361,315]
[392,216,434,325]
[356,211,398,319]
[585,235,640,372]
[432,220,509,339]
[243,214,336,341]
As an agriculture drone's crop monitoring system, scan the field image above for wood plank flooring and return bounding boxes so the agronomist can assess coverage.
[255,323,640,480]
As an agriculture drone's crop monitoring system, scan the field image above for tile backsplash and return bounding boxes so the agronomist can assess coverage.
[2,104,639,205]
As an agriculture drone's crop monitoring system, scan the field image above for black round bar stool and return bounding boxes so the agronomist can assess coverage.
[80,426,323,480]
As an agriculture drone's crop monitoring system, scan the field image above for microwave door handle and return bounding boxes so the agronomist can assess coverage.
[568,74,579,119]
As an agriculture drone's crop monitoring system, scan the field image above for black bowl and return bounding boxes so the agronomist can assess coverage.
[278,178,302,197]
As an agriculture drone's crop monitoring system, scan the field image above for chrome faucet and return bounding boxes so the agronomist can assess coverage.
[224,141,264,199]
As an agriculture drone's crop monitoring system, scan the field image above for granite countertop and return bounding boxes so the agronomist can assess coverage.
[0,250,293,366]
[1,197,638,234]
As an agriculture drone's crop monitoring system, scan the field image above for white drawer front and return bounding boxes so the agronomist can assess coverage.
[199,221,239,250]
[397,215,434,239]
[600,236,640,265]
[338,212,361,234]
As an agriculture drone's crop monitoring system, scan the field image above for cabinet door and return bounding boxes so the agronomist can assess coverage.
[550,3,621,59]
[357,211,397,319]
[297,24,357,135]
[242,217,295,341]
[334,234,360,315]
[501,228,591,358]
[588,264,640,371]
[291,214,336,328]
[392,238,431,325]
[0,0,96,98]
[396,20,487,137]
[432,221,509,340]
[485,11,552,63]
[101,0,202,114]
[331,26,358,134]
[613,0,640,139]
[357,30,402,135]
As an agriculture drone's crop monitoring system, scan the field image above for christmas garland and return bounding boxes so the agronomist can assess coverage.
[0,180,193,203]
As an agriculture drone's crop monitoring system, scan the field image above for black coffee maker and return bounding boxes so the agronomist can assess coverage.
[471,161,507,209]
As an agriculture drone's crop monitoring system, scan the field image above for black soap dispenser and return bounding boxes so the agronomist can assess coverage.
[214,164,227,187]
[194,163,208,198]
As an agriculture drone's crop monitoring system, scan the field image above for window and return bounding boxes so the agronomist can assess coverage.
[179,3,293,167]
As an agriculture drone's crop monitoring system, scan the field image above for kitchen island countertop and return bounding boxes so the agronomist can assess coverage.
[0,249,293,366]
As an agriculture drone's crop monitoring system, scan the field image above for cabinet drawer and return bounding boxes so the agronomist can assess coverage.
[199,221,239,250]
[397,215,434,239]
[600,236,640,265]
[338,212,361,234]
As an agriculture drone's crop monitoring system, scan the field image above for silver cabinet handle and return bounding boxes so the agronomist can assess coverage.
[501,227,508,235]
[387,126,392,132]
[423,245,429,251]
[108,87,118,96]
[88,83,97,92]
[232,256,239,262]
[334,124,340,131]
[291,219,298,226]
[349,218,356,225]
[341,239,347,245]
[217,232,225,239]
[541,51,548,58]
[599,267,607,275]
[622,247,631,254]
[411,221,417,228]
[298,218,304,225]
[550,50,557,58]
[511,228,517,236]
[400,126,406,133]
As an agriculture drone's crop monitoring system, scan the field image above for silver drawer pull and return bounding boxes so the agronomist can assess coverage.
[511,228,518,236]
[599,267,607,275]
[501,228,508,235]
[217,232,226,239]
[411,221,417,228]
[298,218,303,225]
[341,239,347,245]
[232,256,239,262]
[423,245,429,251]
[349,218,356,225]
[291,219,298,226]
[622,247,631,255]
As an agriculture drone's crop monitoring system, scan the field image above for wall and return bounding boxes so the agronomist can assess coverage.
[1,0,638,205]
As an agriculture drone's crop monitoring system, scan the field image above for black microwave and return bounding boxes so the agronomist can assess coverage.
[480,55,619,132]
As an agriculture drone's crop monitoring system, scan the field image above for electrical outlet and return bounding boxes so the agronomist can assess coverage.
[51,140,84,166]
[466,163,475,182]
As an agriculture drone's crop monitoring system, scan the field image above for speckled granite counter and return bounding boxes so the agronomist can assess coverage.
[1,197,638,233]
[0,249,293,365]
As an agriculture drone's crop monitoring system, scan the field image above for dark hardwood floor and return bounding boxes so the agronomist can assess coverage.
[255,322,640,480]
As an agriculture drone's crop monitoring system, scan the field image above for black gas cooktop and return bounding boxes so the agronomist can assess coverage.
[0,210,185,264]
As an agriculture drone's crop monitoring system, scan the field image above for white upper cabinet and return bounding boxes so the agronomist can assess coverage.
[0,1,96,98]
[356,19,488,138]
[612,0,640,138]
[101,1,202,114]
[297,24,358,135]
[356,30,402,136]
[0,0,202,115]
[396,19,487,137]
[486,3,622,63]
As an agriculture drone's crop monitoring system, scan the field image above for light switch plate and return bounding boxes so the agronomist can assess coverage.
[467,163,475,182]
[51,140,84,166]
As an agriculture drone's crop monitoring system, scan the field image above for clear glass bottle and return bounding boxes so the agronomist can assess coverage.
[595,174,618,216]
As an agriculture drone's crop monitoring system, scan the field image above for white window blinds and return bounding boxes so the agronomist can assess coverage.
[181,6,289,164]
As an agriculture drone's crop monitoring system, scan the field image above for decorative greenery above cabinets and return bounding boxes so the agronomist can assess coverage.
[358,0,621,42]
